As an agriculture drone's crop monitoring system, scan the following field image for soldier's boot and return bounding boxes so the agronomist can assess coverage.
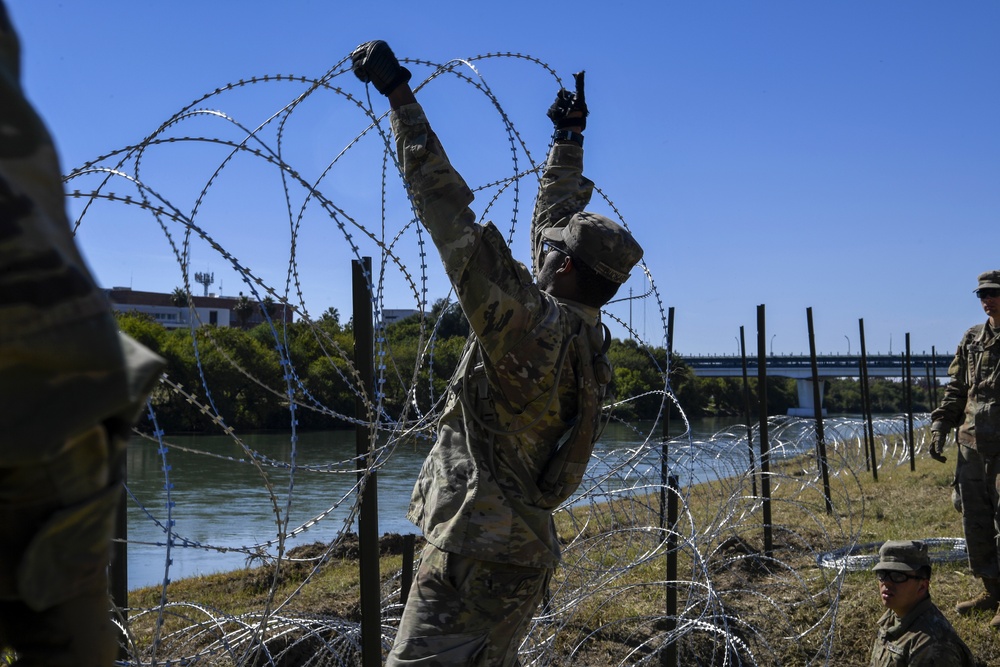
[956,577,1000,616]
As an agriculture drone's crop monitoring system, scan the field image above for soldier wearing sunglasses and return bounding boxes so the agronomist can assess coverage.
[929,270,1000,628]
[350,41,643,666]
[869,540,975,666]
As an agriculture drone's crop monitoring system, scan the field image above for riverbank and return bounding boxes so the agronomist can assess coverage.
[123,444,998,666]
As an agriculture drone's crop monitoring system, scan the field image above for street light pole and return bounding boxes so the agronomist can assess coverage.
[844,335,851,355]
[770,334,776,356]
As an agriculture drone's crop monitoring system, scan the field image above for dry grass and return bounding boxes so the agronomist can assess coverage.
[824,453,999,666]
[122,444,1000,666]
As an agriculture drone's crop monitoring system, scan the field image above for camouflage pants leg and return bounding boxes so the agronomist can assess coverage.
[956,445,1000,578]
[0,424,122,666]
[386,543,552,667]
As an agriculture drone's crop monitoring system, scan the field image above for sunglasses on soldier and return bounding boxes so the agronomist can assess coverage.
[976,288,1000,300]
[544,242,570,258]
[875,570,923,584]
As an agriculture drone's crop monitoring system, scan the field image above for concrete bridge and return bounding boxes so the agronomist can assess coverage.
[683,353,950,416]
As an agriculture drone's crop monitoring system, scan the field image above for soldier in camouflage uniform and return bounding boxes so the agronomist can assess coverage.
[929,270,1000,629]
[351,41,643,666]
[0,4,165,664]
[869,540,976,667]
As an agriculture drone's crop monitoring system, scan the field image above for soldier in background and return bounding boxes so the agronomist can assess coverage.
[929,271,1000,629]
[0,4,164,664]
[351,41,643,666]
[869,540,975,666]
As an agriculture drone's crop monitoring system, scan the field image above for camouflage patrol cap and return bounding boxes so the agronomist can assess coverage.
[541,212,643,284]
[975,270,1000,291]
[873,540,930,573]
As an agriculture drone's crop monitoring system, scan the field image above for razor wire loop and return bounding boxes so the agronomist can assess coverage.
[56,48,947,666]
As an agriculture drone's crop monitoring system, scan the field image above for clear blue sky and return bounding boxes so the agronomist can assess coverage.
[9,1,999,357]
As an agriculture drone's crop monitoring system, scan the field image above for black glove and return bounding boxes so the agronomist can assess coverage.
[929,430,948,463]
[547,71,588,131]
[351,40,411,96]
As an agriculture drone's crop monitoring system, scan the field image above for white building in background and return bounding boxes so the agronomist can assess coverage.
[381,309,422,325]
[105,288,292,329]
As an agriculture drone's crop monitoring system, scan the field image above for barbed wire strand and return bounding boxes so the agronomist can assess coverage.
[60,50,953,666]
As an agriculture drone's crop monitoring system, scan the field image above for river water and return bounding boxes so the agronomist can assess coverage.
[124,413,896,590]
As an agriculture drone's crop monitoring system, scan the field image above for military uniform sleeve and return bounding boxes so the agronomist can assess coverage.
[390,103,547,360]
[931,332,972,431]
[529,141,594,275]
[0,12,164,461]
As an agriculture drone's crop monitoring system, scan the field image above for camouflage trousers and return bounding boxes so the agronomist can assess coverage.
[386,543,552,667]
[955,445,1000,578]
[0,424,124,666]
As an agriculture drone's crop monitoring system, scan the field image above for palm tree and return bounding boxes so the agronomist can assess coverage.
[170,286,190,308]
[320,307,340,325]
[260,295,277,321]
[233,293,253,329]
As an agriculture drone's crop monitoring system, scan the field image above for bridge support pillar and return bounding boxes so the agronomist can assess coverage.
[789,378,827,417]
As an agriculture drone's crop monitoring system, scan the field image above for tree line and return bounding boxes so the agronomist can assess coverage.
[117,303,940,434]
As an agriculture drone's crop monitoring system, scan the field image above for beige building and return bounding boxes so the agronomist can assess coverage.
[105,288,292,329]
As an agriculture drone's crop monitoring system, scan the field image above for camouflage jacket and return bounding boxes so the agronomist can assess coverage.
[931,321,1000,452]
[0,7,164,463]
[869,597,975,667]
[390,103,606,568]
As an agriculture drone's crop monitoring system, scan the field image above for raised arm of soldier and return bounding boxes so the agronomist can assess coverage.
[530,72,641,307]
[351,40,551,365]
[530,71,593,273]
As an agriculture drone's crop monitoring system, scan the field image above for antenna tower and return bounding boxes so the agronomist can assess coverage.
[194,271,214,297]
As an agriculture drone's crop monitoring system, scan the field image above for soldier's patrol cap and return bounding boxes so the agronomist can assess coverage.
[541,212,643,284]
[873,540,930,573]
[975,270,1000,292]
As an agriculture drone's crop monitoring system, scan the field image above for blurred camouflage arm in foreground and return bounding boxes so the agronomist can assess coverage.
[0,6,163,458]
